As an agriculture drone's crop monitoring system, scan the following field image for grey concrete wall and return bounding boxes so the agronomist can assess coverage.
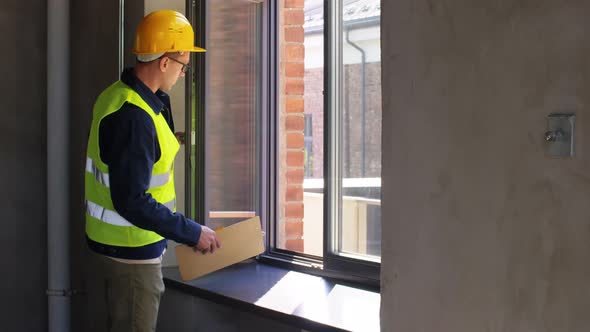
[0,1,48,330]
[381,1,590,331]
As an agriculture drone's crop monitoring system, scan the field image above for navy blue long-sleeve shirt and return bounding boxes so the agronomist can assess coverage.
[87,68,201,260]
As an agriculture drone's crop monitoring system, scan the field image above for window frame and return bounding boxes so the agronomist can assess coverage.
[322,0,381,283]
[188,0,380,289]
[190,0,265,228]
[262,0,380,289]
[190,0,207,225]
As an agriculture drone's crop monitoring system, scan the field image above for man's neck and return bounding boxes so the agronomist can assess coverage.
[133,66,160,93]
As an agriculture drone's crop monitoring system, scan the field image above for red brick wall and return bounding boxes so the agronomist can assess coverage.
[281,0,305,252]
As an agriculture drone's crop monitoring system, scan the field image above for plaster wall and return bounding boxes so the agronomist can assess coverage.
[381,1,590,331]
[0,0,47,330]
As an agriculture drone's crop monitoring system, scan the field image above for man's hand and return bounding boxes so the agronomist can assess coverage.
[194,226,221,254]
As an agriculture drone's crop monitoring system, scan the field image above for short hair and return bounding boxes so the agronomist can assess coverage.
[136,52,165,63]
[136,51,186,63]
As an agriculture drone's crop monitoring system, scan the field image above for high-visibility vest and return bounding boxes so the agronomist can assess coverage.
[85,80,180,247]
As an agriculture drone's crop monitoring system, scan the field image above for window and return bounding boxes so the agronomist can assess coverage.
[324,0,381,279]
[192,0,263,231]
[271,0,382,284]
[187,0,381,284]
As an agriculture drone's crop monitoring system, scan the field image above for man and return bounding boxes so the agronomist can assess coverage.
[84,10,220,332]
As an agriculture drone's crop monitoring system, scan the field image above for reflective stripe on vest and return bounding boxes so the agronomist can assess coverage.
[86,157,171,189]
[86,199,175,227]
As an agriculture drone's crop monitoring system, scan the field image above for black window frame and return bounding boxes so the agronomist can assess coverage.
[262,0,380,289]
[322,0,381,285]
[189,0,380,290]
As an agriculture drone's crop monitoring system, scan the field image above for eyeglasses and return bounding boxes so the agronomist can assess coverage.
[167,56,191,73]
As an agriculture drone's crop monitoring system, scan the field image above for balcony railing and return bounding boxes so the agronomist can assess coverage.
[302,178,381,257]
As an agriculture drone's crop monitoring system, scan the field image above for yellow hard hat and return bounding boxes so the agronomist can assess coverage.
[132,10,206,54]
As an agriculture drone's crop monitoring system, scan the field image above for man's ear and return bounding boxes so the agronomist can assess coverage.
[159,56,169,72]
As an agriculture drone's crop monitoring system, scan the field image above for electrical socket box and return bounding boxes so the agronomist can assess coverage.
[545,113,575,157]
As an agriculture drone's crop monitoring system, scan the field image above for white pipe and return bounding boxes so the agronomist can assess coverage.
[47,0,70,331]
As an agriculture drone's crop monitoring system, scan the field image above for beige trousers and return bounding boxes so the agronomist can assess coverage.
[86,250,165,332]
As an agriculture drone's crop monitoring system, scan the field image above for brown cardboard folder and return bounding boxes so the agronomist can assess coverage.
[175,216,265,281]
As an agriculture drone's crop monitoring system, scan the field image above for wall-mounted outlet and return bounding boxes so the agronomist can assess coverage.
[545,113,575,157]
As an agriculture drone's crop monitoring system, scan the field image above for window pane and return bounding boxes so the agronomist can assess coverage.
[337,0,381,260]
[277,0,324,256]
[203,0,261,230]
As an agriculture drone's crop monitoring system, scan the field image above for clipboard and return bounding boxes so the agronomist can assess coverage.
[175,216,265,281]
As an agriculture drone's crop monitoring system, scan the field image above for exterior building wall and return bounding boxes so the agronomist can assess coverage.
[280,0,306,251]
[304,62,382,180]
[303,67,324,178]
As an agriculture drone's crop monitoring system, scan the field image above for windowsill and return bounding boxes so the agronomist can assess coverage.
[162,259,380,332]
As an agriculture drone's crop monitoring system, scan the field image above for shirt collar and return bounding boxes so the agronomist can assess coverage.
[120,68,170,115]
